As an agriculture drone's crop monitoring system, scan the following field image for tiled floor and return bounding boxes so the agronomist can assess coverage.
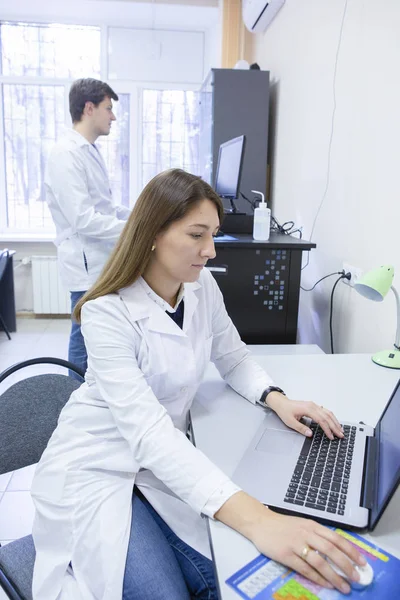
[0,317,70,587]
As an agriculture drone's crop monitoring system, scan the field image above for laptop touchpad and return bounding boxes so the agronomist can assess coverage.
[256,429,299,455]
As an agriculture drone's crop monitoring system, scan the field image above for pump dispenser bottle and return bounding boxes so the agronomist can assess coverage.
[252,190,271,241]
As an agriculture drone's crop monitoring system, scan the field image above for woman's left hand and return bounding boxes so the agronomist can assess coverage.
[266,392,344,440]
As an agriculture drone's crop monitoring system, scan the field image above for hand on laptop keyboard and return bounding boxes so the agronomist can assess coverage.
[216,397,364,594]
[265,395,345,441]
[285,422,355,516]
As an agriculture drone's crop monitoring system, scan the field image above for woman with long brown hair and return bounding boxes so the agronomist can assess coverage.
[31,169,365,600]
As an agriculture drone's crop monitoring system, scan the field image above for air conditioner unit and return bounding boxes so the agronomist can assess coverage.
[242,0,286,34]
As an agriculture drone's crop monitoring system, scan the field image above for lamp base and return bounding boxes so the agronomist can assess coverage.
[372,348,400,369]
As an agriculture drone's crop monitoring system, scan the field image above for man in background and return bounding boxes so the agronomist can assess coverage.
[45,78,131,378]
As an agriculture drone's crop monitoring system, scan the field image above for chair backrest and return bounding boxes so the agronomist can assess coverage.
[0,374,81,474]
[0,249,9,282]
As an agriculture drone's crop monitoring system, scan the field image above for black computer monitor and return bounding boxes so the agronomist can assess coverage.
[214,135,245,212]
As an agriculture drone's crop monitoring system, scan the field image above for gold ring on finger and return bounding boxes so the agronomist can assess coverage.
[301,545,310,560]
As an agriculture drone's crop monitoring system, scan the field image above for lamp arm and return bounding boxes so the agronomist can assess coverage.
[391,285,400,348]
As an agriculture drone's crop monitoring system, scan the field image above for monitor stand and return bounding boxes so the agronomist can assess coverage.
[224,198,246,216]
[221,203,253,234]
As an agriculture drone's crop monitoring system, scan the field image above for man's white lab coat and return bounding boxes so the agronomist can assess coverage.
[45,129,131,291]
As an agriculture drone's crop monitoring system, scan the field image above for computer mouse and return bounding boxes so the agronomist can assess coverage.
[326,557,374,589]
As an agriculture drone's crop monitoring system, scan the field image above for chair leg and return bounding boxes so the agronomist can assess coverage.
[0,312,11,340]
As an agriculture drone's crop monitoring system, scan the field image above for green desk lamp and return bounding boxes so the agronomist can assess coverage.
[354,265,400,369]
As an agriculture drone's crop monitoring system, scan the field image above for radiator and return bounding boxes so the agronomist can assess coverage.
[31,256,70,315]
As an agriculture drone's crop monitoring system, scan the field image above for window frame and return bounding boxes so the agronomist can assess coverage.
[0,77,79,236]
[1,78,71,233]
[139,83,201,191]
[0,22,202,239]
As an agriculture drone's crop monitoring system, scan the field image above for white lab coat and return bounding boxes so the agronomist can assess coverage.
[45,129,131,291]
[31,268,275,600]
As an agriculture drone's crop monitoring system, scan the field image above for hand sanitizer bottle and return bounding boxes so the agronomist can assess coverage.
[252,190,271,241]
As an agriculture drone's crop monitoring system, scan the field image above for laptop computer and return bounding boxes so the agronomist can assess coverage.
[232,379,400,531]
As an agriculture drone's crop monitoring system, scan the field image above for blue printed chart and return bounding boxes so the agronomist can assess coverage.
[225,529,400,599]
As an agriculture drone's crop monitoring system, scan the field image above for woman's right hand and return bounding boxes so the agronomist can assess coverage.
[249,508,366,594]
[215,492,366,595]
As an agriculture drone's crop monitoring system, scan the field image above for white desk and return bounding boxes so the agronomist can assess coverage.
[191,347,400,599]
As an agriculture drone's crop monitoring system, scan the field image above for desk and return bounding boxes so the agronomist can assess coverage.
[191,349,400,599]
[0,250,16,334]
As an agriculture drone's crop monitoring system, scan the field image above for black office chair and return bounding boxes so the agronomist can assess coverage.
[0,357,85,600]
[0,250,11,340]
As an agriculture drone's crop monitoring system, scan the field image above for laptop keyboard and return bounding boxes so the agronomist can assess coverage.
[284,422,356,515]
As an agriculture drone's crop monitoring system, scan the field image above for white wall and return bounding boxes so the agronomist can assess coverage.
[252,0,400,354]
[0,0,222,312]
[0,0,219,31]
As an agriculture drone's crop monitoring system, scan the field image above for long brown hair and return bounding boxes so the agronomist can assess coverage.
[74,168,224,322]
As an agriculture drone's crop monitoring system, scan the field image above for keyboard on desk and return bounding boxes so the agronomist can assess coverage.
[284,422,356,515]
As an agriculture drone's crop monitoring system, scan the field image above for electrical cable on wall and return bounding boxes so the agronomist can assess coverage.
[329,272,351,354]
[301,270,352,353]
[300,270,346,292]
[302,0,350,272]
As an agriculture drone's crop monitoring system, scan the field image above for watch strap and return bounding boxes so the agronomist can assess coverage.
[258,386,286,407]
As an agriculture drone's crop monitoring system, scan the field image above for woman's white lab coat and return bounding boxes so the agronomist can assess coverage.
[31,268,274,600]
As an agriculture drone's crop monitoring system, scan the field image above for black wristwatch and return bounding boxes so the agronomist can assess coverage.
[258,386,286,407]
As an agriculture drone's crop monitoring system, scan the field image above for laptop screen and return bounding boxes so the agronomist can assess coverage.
[370,379,400,529]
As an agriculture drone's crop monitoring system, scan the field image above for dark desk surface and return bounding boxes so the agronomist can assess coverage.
[214,232,316,250]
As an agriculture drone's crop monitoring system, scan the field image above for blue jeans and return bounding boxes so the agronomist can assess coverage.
[68,291,87,380]
[123,489,218,600]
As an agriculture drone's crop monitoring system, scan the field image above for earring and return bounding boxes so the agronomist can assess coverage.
[151,245,156,252]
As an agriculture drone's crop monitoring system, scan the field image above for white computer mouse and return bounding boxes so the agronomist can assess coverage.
[326,557,374,589]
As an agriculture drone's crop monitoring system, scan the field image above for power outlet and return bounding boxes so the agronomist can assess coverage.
[342,262,363,287]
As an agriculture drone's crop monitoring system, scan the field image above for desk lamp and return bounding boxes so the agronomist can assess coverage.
[354,265,400,369]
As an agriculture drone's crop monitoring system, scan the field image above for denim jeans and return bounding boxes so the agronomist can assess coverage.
[68,291,87,380]
[123,489,218,600]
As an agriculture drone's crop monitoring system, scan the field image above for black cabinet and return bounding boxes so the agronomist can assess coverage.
[208,234,316,344]
[199,68,270,215]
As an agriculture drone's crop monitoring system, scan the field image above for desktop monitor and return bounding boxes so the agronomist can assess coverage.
[214,135,245,212]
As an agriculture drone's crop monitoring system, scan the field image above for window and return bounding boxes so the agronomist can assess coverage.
[97,94,130,208]
[0,21,102,232]
[0,21,201,234]
[0,22,101,78]
[141,89,200,188]
[3,84,65,229]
